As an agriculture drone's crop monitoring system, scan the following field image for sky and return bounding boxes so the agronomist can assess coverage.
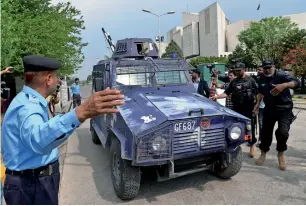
[51,0,306,80]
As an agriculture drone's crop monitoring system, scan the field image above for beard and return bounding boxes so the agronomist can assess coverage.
[47,85,58,96]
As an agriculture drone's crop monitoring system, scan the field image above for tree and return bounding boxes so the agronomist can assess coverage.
[238,16,306,67]
[87,74,92,83]
[228,44,257,69]
[189,56,228,68]
[283,39,306,93]
[161,40,183,58]
[1,0,88,77]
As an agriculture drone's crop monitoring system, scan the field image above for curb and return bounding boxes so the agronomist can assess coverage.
[293,95,306,99]
[293,106,306,110]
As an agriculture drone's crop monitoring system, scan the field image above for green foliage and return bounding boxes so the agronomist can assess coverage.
[87,74,92,82]
[1,0,87,77]
[161,40,183,58]
[228,44,258,68]
[189,56,228,68]
[238,16,306,67]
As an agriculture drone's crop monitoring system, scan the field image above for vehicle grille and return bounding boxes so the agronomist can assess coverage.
[200,128,225,151]
[173,128,225,155]
[173,130,199,155]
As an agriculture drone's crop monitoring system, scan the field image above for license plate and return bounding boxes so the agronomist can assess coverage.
[174,120,197,133]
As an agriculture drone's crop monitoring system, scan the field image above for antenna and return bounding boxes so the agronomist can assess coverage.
[187,4,189,13]
[101,28,116,53]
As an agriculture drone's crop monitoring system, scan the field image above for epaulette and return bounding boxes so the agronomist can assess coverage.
[28,95,39,104]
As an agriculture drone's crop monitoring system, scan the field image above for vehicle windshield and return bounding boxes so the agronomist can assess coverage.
[116,70,188,86]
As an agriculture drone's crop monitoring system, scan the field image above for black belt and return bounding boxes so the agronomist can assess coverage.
[6,161,59,177]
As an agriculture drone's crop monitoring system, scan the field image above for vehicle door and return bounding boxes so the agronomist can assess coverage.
[92,63,109,139]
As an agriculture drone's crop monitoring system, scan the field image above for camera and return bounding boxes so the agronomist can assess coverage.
[1,81,10,99]
[56,84,61,93]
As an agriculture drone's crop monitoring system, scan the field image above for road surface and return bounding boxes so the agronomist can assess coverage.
[59,85,306,205]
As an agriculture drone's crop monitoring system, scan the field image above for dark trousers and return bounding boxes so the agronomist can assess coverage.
[258,108,264,141]
[233,104,257,145]
[3,172,60,205]
[72,94,81,108]
[259,108,294,152]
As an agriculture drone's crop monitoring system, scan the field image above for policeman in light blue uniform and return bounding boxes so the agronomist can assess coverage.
[2,55,125,205]
[1,55,81,205]
[71,78,81,108]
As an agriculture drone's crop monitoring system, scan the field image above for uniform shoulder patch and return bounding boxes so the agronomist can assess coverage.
[28,95,39,104]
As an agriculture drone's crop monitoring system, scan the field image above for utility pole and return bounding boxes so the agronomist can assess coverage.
[142,9,175,55]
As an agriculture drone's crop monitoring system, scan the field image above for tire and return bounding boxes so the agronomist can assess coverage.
[213,146,243,179]
[110,138,141,200]
[91,125,101,145]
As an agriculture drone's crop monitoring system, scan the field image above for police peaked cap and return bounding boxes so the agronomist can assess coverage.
[233,62,245,70]
[23,55,61,72]
[262,59,274,68]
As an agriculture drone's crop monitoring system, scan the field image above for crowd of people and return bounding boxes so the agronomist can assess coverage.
[191,60,301,171]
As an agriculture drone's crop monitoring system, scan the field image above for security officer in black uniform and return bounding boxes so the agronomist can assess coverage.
[254,60,300,170]
[211,62,258,157]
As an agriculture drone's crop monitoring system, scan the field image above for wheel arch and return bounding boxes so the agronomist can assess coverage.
[109,127,134,161]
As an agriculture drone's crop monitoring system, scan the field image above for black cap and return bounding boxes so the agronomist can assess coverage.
[23,55,61,72]
[262,59,274,68]
[233,62,245,70]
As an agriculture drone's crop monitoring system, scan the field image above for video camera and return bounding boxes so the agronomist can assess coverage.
[56,84,61,93]
[1,81,10,99]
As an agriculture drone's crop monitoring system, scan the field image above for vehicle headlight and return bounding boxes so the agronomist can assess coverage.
[230,126,242,140]
[152,136,167,151]
[246,123,252,131]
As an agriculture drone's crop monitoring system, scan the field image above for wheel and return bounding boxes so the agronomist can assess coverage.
[110,138,141,200]
[212,146,243,179]
[91,125,101,145]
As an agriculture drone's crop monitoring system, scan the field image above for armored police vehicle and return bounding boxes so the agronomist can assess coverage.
[90,28,252,200]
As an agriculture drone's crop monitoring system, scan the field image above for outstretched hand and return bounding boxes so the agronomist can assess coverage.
[1,67,13,75]
[270,84,286,96]
[75,87,125,122]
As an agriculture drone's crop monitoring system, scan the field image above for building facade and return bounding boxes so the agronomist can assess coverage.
[167,2,306,59]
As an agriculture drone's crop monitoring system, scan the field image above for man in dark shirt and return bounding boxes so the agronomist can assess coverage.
[190,69,210,98]
[211,63,258,158]
[254,60,300,171]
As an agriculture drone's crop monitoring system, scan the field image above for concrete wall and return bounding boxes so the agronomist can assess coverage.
[182,12,199,27]
[172,28,183,51]
[157,42,169,57]
[183,22,200,58]
[283,12,306,30]
[167,26,182,42]
[199,2,220,57]
[226,20,254,52]
[217,5,228,56]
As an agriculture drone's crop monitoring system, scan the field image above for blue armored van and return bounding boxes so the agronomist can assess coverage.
[90,32,252,200]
